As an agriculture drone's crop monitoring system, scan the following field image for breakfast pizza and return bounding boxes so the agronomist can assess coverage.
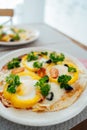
[0,25,33,42]
[0,51,87,112]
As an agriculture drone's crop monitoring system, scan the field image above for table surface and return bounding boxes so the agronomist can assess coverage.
[0,23,87,130]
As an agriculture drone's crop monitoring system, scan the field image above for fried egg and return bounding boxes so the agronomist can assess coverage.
[47,63,79,85]
[3,74,42,109]
[22,55,47,72]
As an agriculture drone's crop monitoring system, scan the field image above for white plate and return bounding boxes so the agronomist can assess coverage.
[0,28,39,46]
[0,47,87,126]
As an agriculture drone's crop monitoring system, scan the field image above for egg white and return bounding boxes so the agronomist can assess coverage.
[43,82,65,105]
[17,76,37,100]
[54,65,68,76]
[47,64,68,78]
[24,57,47,69]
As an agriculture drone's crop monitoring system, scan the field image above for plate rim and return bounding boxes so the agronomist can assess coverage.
[0,27,40,46]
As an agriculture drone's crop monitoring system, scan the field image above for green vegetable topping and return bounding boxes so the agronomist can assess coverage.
[39,75,49,84]
[18,29,25,33]
[7,58,20,70]
[60,83,73,90]
[41,51,48,55]
[35,75,49,86]
[12,33,20,41]
[27,52,38,62]
[40,84,50,96]
[58,75,72,84]
[58,75,73,91]
[50,52,65,63]
[11,28,16,33]
[68,66,77,72]
[35,75,50,96]
[0,32,6,39]
[33,61,43,68]
[0,25,3,29]
[6,74,21,93]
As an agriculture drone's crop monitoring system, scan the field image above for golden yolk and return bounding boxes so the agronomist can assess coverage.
[18,71,40,80]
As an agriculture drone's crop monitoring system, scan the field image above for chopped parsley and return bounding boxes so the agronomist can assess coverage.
[6,74,21,93]
[35,75,50,96]
[33,61,43,68]
[27,52,38,62]
[12,33,20,41]
[18,29,25,33]
[64,64,77,73]
[40,84,50,96]
[58,75,72,84]
[68,66,77,72]
[58,75,73,90]
[7,58,20,70]
[60,83,73,90]
[0,25,3,29]
[50,52,65,63]
[0,32,6,39]
[41,51,48,55]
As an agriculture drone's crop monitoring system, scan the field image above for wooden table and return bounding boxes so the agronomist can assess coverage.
[0,23,87,130]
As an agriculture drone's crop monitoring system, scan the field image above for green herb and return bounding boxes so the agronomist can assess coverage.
[58,75,71,84]
[6,74,21,86]
[40,84,50,96]
[50,52,65,63]
[7,84,16,93]
[0,25,3,29]
[60,83,70,88]
[7,58,20,70]
[60,83,73,90]
[11,28,17,33]
[35,75,50,96]
[33,61,43,68]
[12,33,20,41]
[18,29,25,33]
[27,52,38,61]
[58,75,72,91]
[11,28,15,32]
[68,66,77,72]
[0,32,6,39]
[41,51,48,55]
[57,53,65,61]
[6,74,21,93]
[39,75,49,84]
[35,75,49,87]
